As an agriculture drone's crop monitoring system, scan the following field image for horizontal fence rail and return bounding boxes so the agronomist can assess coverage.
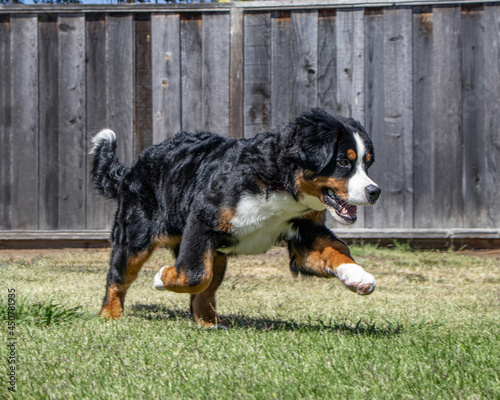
[0,1,499,245]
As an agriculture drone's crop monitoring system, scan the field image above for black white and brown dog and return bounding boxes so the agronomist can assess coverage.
[90,108,381,326]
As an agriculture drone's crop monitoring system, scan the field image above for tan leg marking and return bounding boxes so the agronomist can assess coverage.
[291,236,354,277]
[190,253,227,327]
[158,250,214,294]
[99,248,155,319]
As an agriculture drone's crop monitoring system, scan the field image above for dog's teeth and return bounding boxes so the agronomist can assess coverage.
[328,189,335,198]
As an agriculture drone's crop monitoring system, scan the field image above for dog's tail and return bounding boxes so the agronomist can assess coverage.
[89,129,129,200]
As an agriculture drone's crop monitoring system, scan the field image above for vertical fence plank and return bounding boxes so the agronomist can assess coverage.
[11,15,38,230]
[336,8,365,228]
[107,13,135,165]
[86,13,113,230]
[271,11,291,126]
[462,6,486,228]
[229,7,244,139]
[432,6,462,229]
[58,14,86,230]
[382,8,413,228]
[484,5,500,227]
[181,13,202,133]
[413,9,434,229]
[152,13,181,143]
[363,9,385,228]
[38,14,59,230]
[290,10,318,116]
[336,9,365,121]
[0,16,11,230]
[317,10,337,115]
[202,12,230,136]
[243,12,271,138]
[134,14,152,157]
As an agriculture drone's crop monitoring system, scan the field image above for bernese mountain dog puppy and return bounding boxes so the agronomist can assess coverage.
[90,108,381,326]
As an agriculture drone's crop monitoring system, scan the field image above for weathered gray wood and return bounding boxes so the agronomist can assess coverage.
[317,9,337,114]
[363,9,385,229]
[483,5,500,228]
[271,11,292,126]
[106,13,135,165]
[180,13,203,133]
[336,8,366,228]
[336,9,365,121]
[10,15,38,230]
[381,8,413,228]
[462,6,486,228]
[0,16,11,230]
[0,5,499,239]
[431,6,463,228]
[58,15,86,230]
[86,13,113,230]
[243,12,271,138]
[290,10,318,116]
[152,13,181,143]
[202,12,230,136]
[2,228,498,241]
[412,10,434,229]
[229,7,244,139]
[235,1,497,10]
[291,10,319,115]
[38,14,59,230]
[1,1,498,15]
[134,15,153,157]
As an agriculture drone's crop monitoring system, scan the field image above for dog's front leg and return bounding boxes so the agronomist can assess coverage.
[153,215,215,294]
[288,223,376,295]
[153,215,223,326]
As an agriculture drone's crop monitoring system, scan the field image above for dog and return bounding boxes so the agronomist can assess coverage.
[90,108,381,326]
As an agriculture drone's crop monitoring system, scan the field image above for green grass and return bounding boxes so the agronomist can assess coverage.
[1,245,499,399]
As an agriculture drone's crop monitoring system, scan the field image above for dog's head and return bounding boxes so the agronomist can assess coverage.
[292,108,381,225]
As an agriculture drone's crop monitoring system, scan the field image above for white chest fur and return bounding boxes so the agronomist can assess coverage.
[218,191,315,255]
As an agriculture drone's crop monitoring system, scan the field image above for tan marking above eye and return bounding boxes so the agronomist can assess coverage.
[347,149,357,161]
[365,154,371,163]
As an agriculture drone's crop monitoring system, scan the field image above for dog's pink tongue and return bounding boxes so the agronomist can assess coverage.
[340,204,357,218]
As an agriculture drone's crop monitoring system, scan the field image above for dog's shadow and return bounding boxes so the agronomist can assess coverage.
[129,303,402,337]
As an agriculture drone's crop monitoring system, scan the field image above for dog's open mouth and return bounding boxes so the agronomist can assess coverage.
[322,188,357,223]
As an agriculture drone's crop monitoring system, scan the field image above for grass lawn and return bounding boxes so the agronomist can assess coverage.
[1,243,499,399]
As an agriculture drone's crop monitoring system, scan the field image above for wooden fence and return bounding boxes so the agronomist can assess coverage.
[0,1,499,246]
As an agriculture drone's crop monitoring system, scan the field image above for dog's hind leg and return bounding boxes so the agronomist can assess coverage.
[189,252,228,327]
[99,244,155,319]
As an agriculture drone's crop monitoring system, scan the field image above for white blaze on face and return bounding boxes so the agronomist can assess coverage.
[347,132,378,205]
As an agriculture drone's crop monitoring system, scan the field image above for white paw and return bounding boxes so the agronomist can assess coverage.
[153,266,167,291]
[335,264,377,295]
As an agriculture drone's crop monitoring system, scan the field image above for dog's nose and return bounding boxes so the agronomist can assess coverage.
[365,185,381,204]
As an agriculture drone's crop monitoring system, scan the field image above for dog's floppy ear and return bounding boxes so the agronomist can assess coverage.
[291,108,345,173]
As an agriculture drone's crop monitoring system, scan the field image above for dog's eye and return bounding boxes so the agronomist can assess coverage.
[337,159,350,168]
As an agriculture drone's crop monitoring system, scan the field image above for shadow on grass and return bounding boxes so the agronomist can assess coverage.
[129,303,403,337]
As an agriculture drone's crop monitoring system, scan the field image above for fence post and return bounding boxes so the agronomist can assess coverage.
[229,6,244,139]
